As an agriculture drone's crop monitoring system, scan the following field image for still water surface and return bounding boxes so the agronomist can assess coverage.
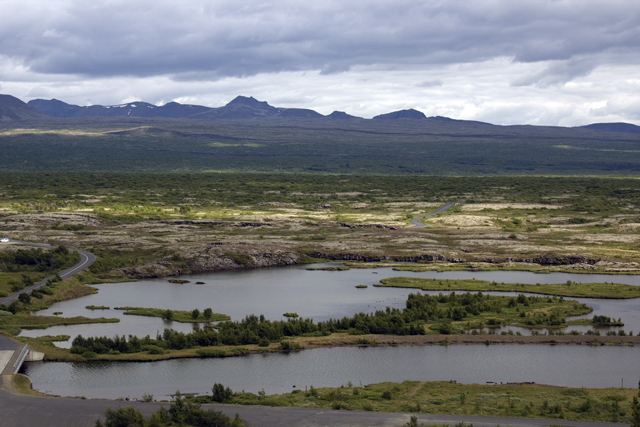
[19,263,640,345]
[21,263,640,348]
[19,264,640,397]
[22,345,640,399]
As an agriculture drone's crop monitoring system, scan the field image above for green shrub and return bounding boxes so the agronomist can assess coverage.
[40,286,53,295]
[258,338,270,347]
[212,383,233,403]
[142,345,164,355]
[196,348,226,358]
[279,341,301,351]
[307,385,318,397]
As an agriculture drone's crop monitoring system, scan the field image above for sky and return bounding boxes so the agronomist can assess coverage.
[1,0,639,126]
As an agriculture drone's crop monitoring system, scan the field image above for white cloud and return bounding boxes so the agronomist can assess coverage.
[0,1,639,126]
[417,80,444,88]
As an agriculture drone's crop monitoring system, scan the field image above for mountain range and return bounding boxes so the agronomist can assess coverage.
[25,95,361,121]
[0,93,639,134]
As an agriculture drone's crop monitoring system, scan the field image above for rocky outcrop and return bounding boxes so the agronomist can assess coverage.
[506,255,601,265]
[6,212,103,227]
[311,252,464,263]
[316,222,391,229]
[121,249,302,279]
[162,220,224,226]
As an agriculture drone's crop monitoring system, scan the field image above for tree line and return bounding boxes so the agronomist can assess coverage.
[0,245,79,273]
[70,292,562,355]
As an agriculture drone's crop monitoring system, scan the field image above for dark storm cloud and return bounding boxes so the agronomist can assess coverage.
[2,0,639,86]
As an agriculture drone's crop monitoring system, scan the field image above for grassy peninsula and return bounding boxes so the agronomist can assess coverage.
[377,277,640,299]
[115,306,229,323]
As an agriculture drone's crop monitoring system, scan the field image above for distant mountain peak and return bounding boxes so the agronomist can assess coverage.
[373,109,426,120]
[579,122,640,134]
[328,111,361,120]
[226,96,274,110]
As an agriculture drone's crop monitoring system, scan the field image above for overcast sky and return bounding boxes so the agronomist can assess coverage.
[1,0,639,125]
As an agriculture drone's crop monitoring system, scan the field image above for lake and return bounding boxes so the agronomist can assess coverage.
[19,263,640,398]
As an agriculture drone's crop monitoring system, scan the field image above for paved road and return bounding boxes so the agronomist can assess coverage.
[0,239,96,373]
[409,202,462,228]
[0,386,630,427]
[0,239,96,306]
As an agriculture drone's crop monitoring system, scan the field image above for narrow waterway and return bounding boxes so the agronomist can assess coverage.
[22,344,640,399]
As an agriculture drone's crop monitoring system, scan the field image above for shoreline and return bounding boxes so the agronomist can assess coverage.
[21,331,639,365]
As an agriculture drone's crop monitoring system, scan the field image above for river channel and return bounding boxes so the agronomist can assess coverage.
[19,263,640,398]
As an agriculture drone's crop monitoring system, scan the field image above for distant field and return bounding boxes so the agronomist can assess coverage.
[1,117,639,174]
[1,172,639,213]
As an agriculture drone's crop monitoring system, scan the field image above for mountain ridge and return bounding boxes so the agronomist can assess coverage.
[0,94,44,120]
[0,93,635,132]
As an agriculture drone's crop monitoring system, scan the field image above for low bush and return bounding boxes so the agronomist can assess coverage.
[142,345,164,355]
[258,338,270,347]
[196,348,226,358]
[279,341,301,351]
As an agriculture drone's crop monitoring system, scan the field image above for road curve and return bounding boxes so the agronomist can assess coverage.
[409,202,462,228]
[0,239,96,306]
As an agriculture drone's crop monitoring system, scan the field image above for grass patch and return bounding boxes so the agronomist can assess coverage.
[221,380,639,424]
[12,374,52,397]
[86,305,109,310]
[0,313,119,336]
[114,306,229,323]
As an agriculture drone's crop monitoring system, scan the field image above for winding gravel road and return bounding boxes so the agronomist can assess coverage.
[409,202,462,228]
